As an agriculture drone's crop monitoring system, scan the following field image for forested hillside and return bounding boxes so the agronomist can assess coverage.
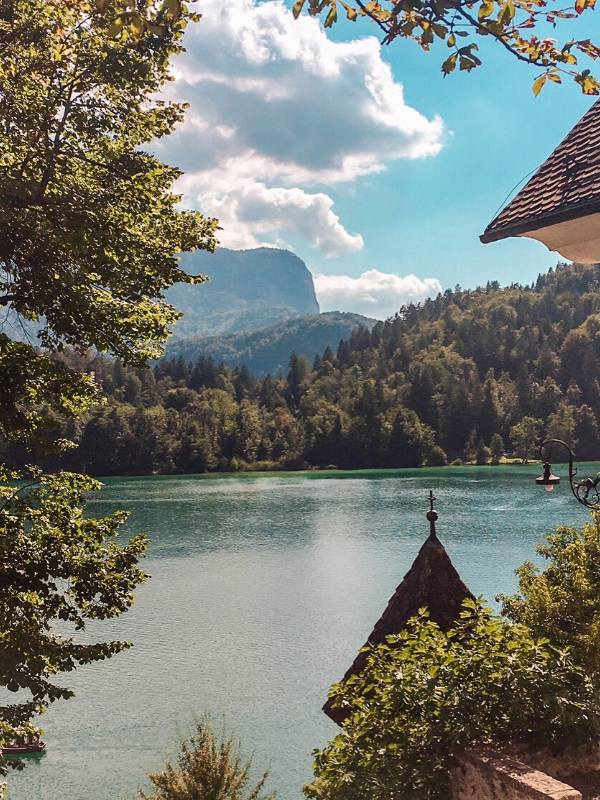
[165,311,376,376]
[7,263,600,475]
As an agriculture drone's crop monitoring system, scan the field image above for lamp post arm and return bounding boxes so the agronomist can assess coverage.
[540,438,600,511]
[540,438,577,500]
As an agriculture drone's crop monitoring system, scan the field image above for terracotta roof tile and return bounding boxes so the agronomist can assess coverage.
[481,99,600,243]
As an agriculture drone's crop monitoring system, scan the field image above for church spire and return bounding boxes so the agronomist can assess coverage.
[324,492,474,725]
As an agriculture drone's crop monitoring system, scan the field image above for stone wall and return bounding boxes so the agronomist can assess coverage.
[452,748,583,800]
[512,743,600,785]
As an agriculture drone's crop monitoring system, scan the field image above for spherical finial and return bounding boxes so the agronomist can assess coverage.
[426,509,438,523]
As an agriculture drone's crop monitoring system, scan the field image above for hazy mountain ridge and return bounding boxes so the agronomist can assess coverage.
[4,246,375,377]
[167,247,320,339]
[166,311,377,376]
[1,246,321,346]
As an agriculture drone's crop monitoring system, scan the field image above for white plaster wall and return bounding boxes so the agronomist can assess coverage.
[521,213,600,264]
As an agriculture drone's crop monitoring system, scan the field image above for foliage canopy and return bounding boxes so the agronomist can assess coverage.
[0,0,217,442]
[305,601,599,800]
[0,1,215,784]
[294,0,600,94]
[500,513,600,675]
[0,468,148,774]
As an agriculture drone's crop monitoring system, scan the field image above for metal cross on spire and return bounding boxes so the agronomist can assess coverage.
[426,490,438,539]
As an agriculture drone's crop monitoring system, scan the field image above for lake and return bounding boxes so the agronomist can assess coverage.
[7,465,594,800]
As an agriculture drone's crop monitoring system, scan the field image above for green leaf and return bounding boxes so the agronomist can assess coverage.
[129,12,145,38]
[293,0,306,18]
[478,0,495,19]
[532,73,547,95]
[107,15,125,38]
[442,52,457,74]
[163,0,182,13]
[324,4,338,27]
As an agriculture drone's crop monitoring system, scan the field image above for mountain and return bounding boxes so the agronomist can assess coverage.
[167,247,320,339]
[166,311,377,376]
[165,247,377,375]
[1,246,320,346]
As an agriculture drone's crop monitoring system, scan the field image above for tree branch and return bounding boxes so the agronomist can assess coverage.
[456,6,551,68]
[353,0,391,37]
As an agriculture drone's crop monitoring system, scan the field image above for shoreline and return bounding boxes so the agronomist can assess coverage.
[91,459,596,483]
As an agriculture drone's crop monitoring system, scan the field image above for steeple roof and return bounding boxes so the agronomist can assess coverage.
[481,99,600,245]
[324,495,473,725]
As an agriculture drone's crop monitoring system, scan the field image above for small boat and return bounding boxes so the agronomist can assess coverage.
[3,740,46,756]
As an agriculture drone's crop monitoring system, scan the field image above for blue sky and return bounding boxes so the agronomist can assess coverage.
[159,1,600,318]
[325,14,598,289]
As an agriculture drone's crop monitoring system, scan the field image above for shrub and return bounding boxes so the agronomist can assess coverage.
[305,601,598,800]
[140,721,276,800]
[426,445,448,466]
[500,515,600,675]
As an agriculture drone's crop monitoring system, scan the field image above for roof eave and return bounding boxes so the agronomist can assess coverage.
[480,198,600,245]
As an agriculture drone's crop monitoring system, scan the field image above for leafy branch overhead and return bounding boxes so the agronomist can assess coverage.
[92,0,195,42]
[293,0,600,94]
[0,2,216,778]
[0,0,218,441]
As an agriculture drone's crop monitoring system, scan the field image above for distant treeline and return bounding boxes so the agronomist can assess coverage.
[6,262,600,475]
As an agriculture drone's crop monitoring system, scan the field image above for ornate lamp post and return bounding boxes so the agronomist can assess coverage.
[536,438,600,510]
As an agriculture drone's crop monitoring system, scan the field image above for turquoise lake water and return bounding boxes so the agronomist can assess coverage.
[7,465,596,800]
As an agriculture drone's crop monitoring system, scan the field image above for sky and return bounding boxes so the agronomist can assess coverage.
[155,0,600,319]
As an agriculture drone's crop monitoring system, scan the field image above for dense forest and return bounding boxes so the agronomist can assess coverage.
[6,262,600,475]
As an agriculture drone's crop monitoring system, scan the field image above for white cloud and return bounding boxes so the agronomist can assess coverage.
[180,177,363,256]
[314,270,442,319]
[156,0,444,256]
